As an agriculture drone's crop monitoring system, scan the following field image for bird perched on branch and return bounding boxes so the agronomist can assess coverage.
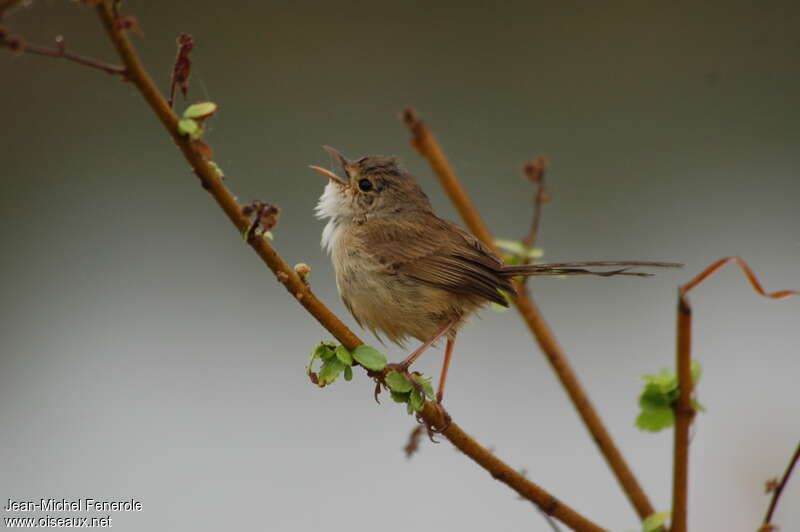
[311,146,679,402]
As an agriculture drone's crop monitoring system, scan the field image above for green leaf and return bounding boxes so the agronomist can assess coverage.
[495,239,526,255]
[642,511,670,532]
[636,360,705,432]
[412,374,436,401]
[306,352,317,374]
[352,345,387,371]
[319,345,335,361]
[343,365,353,382]
[691,398,706,413]
[178,118,199,137]
[318,357,345,385]
[636,406,674,432]
[335,345,353,366]
[307,343,332,374]
[183,101,218,119]
[641,369,678,392]
[385,371,413,393]
[691,359,702,384]
[208,160,224,177]
[409,389,424,412]
[390,391,410,403]
[639,382,675,409]
[526,247,544,259]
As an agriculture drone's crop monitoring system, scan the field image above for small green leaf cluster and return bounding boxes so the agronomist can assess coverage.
[294,263,311,282]
[642,512,670,532]
[177,101,218,140]
[241,226,273,242]
[636,360,705,432]
[306,342,387,387]
[623,511,670,532]
[305,343,436,414]
[495,238,543,266]
[385,370,436,414]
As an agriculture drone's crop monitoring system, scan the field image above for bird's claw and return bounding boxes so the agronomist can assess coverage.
[415,402,451,442]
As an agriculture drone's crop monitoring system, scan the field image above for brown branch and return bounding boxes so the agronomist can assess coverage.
[0,31,126,76]
[675,257,798,532]
[86,2,607,530]
[672,292,693,532]
[760,441,800,532]
[402,107,657,520]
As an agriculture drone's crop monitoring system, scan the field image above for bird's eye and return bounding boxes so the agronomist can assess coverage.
[358,179,373,192]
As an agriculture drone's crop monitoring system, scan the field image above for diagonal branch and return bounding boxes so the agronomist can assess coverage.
[760,441,800,532]
[401,108,657,520]
[87,2,607,530]
[674,257,798,532]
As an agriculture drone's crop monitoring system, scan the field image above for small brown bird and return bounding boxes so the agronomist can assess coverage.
[311,147,678,402]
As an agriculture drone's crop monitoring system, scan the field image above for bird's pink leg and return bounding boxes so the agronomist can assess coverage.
[436,335,456,403]
[393,319,455,370]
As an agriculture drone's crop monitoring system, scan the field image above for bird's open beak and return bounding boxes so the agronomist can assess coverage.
[308,145,350,185]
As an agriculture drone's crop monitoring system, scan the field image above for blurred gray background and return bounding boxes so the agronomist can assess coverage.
[2,1,798,531]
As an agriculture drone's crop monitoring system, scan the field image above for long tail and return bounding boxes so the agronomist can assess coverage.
[502,261,683,278]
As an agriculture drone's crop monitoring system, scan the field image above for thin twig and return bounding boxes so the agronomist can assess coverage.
[0,31,126,76]
[760,441,800,532]
[401,107,657,520]
[521,156,548,253]
[674,257,798,532]
[86,3,608,530]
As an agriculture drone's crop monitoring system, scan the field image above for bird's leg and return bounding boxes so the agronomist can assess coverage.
[389,319,455,372]
[436,335,456,403]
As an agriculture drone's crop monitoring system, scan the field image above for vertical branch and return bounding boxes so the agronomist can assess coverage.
[671,296,693,532]
[674,257,798,532]
[401,108,657,520]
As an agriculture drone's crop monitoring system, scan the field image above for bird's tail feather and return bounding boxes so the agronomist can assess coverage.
[502,261,683,278]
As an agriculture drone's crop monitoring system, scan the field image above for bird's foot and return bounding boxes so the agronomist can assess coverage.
[385,361,411,374]
[415,402,451,442]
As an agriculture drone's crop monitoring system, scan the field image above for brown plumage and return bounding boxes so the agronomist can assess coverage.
[311,147,679,400]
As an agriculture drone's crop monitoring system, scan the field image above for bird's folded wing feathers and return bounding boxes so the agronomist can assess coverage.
[362,216,513,306]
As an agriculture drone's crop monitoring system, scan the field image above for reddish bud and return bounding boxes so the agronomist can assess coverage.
[523,155,547,184]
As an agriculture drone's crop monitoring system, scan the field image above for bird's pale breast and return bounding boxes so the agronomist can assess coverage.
[329,223,481,345]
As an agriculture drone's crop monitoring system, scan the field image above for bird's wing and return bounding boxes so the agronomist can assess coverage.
[362,215,514,306]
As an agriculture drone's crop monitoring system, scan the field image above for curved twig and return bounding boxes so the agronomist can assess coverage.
[674,257,798,532]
